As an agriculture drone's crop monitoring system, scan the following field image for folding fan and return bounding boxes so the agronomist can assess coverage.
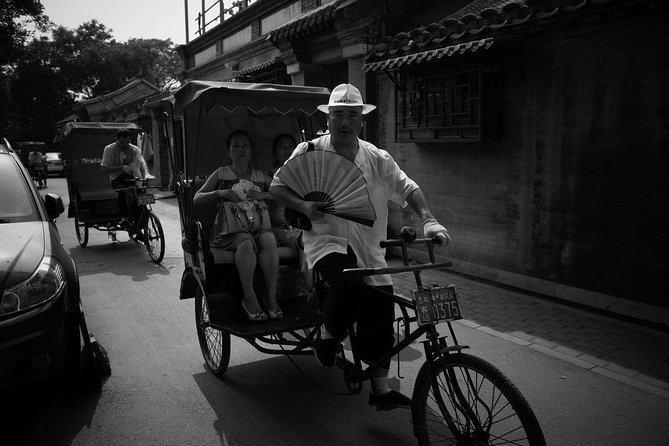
[276,149,376,227]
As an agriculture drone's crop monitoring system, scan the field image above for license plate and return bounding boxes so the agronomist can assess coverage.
[411,285,462,326]
[137,194,155,205]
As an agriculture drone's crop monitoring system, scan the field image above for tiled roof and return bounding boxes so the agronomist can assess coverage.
[232,57,283,76]
[364,0,624,71]
[364,38,494,72]
[454,0,523,16]
[268,0,344,43]
[73,78,162,115]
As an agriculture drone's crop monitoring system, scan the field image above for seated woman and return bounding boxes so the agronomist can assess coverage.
[268,134,303,248]
[268,133,313,292]
[194,130,281,321]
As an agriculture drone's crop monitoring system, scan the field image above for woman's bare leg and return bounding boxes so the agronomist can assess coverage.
[235,239,263,314]
[257,231,280,311]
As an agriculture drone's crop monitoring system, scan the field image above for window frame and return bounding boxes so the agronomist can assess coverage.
[394,55,502,143]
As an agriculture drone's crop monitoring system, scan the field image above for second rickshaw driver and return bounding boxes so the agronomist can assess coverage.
[270,83,450,411]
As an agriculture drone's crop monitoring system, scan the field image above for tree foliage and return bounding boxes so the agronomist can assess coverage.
[124,38,183,92]
[0,0,50,139]
[47,21,182,99]
[50,20,116,99]
[1,18,183,143]
[0,0,49,66]
[10,35,74,143]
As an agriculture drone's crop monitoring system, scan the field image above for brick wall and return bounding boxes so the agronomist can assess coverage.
[375,8,669,308]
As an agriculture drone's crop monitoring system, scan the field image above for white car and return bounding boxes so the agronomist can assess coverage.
[45,152,64,176]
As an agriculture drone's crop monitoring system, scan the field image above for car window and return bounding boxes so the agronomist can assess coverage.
[0,157,39,222]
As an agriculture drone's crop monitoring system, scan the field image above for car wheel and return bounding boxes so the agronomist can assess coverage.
[55,310,82,388]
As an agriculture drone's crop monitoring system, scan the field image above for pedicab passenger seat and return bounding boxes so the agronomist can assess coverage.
[70,163,118,201]
[211,247,299,265]
[187,178,299,267]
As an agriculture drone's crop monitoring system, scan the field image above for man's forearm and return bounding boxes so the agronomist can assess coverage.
[269,185,304,210]
[407,188,451,245]
[406,188,436,222]
[139,157,149,176]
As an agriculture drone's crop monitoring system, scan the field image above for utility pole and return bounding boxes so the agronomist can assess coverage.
[184,0,190,43]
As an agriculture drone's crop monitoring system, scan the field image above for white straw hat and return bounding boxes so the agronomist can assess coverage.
[317,83,376,114]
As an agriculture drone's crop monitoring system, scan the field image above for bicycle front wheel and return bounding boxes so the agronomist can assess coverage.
[412,353,545,446]
[143,210,165,264]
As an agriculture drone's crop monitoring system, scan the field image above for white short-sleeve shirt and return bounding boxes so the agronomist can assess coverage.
[271,135,419,286]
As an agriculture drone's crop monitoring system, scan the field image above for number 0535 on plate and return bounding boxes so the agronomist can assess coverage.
[411,285,462,326]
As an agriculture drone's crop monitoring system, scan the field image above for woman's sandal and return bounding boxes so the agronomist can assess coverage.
[262,295,283,320]
[267,307,284,320]
[241,300,267,322]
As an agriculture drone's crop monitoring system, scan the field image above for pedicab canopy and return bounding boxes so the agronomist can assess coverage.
[164,81,331,180]
[57,121,142,163]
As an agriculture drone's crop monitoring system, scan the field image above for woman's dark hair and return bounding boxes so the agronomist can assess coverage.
[272,133,297,168]
[272,133,297,155]
[116,129,131,139]
[227,129,252,148]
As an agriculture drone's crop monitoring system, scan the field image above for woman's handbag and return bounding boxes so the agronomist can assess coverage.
[211,200,271,239]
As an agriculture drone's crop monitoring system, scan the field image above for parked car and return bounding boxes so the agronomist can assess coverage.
[45,152,64,176]
[0,138,81,389]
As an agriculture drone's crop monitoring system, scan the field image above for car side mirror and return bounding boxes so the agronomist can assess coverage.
[44,193,65,220]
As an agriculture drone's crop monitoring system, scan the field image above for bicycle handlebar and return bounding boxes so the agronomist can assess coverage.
[123,177,153,185]
[342,226,450,278]
[342,260,452,278]
[380,236,440,248]
[121,177,158,189]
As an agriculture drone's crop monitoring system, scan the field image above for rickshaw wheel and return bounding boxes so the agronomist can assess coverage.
[143,211,165,264]
[195,285,230,377]
[74,214,89,247]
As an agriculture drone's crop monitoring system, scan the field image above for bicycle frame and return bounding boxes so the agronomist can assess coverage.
[336,237,467,392]
[105,177,165,263]
[338,292,464,393]
[30,164,47,187]
[336,235,494,442]
[120,178,154,223]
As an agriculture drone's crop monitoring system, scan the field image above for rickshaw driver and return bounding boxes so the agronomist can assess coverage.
[270,84,450,411]
[28,149,46,167]
[100,129,153,240]
[28,149,47,187]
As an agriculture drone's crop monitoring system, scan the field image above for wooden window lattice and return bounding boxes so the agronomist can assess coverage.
[397,64,483,142]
